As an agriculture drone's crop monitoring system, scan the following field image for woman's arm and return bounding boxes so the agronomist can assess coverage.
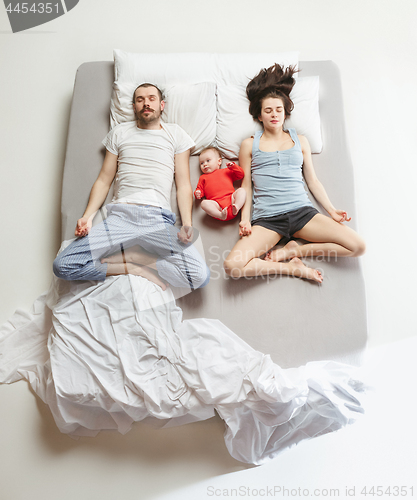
[238,138,254,236]
[300,135,351,223]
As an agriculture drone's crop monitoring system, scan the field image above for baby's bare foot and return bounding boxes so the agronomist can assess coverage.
[265,240,299,262]
[288,257,323,283]
[219,207,228,220]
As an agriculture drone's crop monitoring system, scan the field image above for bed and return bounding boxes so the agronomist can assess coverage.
[0,52,367,464]
[61,53,367,368]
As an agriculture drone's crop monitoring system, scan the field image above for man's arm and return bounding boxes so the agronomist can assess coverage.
[174,149,193,242]
[75,151,118,237]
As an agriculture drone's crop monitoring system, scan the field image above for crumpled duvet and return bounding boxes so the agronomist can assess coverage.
[0,269,365,465]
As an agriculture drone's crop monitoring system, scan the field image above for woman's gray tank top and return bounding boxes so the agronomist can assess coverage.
[251,128,313,221]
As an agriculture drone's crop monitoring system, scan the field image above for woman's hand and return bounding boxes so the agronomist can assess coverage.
[330,209,351,223]
[75,216,93,237]
[239,220,252,237]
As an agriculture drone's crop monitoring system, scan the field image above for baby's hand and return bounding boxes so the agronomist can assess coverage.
[194,190,202,200]
[226,162,237,169]
[330,209,351,223]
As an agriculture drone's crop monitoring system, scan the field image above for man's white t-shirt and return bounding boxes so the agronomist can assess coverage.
[102,121,195,211]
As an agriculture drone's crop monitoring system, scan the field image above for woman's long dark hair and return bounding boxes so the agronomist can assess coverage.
[246,63,298,122]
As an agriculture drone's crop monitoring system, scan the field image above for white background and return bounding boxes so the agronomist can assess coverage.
[0,1,416,499]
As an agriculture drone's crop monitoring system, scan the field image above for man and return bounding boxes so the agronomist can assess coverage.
[53,83,209,291]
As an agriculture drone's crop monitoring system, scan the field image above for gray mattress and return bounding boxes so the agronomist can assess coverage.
[60,60,367,368]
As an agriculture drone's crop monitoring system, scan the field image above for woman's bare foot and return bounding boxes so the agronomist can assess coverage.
[265,240,299,262]
[127,263,168,290]
[288,257,323,283]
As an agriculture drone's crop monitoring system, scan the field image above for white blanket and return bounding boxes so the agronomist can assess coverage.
[0,271,365,465]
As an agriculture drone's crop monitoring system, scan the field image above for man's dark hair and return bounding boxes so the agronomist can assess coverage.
[132,83,164,104]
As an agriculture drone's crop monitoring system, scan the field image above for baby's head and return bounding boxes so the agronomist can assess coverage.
[199,146,223,174]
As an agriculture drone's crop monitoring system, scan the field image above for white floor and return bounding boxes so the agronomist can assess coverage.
[1,1,417,499]
[1,335,415,500]
[153,335,417,500]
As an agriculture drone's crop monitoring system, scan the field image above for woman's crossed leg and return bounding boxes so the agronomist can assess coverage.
[265,214,366,263]
[223,225,323,283]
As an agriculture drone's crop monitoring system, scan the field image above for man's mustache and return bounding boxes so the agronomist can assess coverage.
[141,107,154,114]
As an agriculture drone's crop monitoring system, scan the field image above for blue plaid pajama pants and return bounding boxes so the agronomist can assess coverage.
[53,203,210,290]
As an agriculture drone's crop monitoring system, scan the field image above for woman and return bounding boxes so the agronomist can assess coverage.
[223,64,365,283]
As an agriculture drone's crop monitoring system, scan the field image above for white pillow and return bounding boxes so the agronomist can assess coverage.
[111,50,300,155]
[286,76,322,153]
[113,49,299,86]
[163,82,217,154]
[114,50,217,85]
[215,52,299,86]
[111,81,217,154]
[216,76,322,159]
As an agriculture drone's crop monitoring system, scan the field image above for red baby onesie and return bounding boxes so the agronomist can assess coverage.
[194,163,244,221]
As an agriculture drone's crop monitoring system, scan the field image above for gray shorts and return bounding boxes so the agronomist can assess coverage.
[252,206,319,239]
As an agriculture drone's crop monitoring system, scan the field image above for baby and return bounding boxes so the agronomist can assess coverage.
[194,146,246,221]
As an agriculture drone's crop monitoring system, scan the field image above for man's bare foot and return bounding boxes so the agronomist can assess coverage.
[127,263,168,290]
[125,246,158,266]
[265,240,299,262]
[101,245,157,267]
[288,257,323,283]
[101,253,122,264]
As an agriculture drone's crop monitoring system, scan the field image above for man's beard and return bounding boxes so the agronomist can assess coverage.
[136,107,161,127]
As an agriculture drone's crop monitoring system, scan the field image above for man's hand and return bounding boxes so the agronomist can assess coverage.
[330,209,351,223]
[194,189,202,200]
[177,225,194,243]
[239,220,252,237]
[75,216,93,237]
